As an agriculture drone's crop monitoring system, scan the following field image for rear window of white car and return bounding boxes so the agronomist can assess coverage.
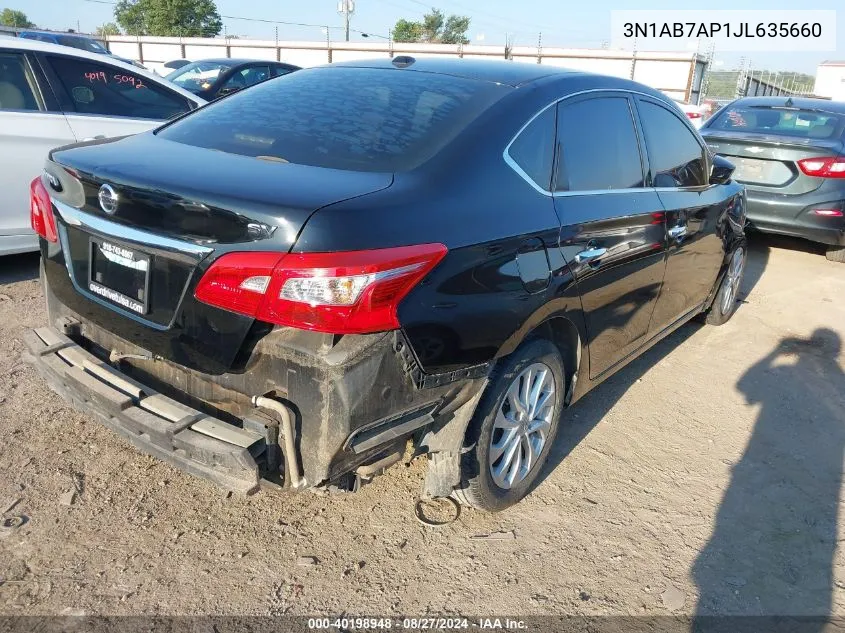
[157,66,510,172]
[709,105,845,140]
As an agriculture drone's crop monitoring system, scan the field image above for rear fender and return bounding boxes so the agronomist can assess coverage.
[420,301,589,498]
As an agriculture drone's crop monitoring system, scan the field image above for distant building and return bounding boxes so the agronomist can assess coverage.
[814,61,845,101]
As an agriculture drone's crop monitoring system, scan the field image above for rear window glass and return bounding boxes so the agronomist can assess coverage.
[709,105,845,140]
[157,67,509,172]
[57,35,109,54]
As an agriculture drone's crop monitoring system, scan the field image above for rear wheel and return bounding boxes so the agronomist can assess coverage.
[826,246,845,263]
[454,339,565,512]
[704,245,746,326]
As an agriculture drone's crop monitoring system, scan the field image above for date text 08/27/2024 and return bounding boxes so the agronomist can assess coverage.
[306,618,528,630]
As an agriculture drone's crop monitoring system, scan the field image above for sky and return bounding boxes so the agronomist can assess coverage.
[12,0,845,74]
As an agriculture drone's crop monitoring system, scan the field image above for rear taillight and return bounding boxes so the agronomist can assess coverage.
[195,243,448,334]
[686,112,702,119]
[797,157,845,179]
[812,208,844,217]
[30,176,58,243]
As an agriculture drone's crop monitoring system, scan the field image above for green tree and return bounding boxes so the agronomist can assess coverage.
[0,8,35,28]
[420,9,444,42]
[95,22,121,37]
[391,8,470,44]
[441,14,470,44]
[114,0,222,37]
[392,18,422,43]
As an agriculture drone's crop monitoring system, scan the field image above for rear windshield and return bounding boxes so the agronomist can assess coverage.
[57,35,109,54]
[709,105,845,140]
[157,66,509,172]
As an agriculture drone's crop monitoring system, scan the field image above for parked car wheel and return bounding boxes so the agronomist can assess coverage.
[454,339,565,512]
[826,246,845,263]
[704,245,747,326]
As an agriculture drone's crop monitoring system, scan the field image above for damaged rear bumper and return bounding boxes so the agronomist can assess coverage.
[23,326,265,494]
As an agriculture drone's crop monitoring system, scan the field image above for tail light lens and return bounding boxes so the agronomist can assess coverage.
[195,243,448,334]
[812,208,844,217]
[686,112,702,119]
[797,157,845,179]
[30,176,58,243]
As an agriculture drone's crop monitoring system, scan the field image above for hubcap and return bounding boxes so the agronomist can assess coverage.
[488,362,556,490]
[721,247,745,315]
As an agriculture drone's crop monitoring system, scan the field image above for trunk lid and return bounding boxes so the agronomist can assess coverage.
[701,130,844,195]
[49,133,393,246]
[44,133,393,373]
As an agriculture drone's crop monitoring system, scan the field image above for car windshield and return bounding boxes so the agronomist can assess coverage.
[157,66,509,172]
[56,35,109,54]
[166,61,233,91]
[708,105,845,140]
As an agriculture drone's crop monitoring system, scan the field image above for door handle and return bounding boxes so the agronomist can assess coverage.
[575,246,607,264]
[82,135,106,142]
[668,225,688,240]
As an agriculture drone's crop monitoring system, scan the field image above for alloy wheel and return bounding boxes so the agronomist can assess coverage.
[721,247,745,315]
[488,362,556,490]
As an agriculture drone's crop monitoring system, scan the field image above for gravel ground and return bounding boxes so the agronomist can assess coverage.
[0,235,844,618]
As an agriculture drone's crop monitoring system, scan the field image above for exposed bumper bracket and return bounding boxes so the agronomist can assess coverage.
[23,326,264,494]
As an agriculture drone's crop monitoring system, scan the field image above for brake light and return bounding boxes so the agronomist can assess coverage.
[812,208,844,217]
[686,112,702,119]
[797,157,845,178]
[195,244,448,334]
[30,176,58,243]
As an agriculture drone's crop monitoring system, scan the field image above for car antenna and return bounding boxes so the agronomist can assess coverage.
[785,96,794,108]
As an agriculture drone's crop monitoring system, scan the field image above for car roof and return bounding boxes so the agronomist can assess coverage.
[731,96,845,113]
[193,58,292,66]
[0,37,207,105]
[325,57,579,87]
[19,30,91,39]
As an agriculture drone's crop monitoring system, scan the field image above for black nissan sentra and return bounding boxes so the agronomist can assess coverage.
[26,58,746,511]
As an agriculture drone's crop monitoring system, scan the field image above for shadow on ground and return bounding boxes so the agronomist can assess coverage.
[0,252,40,285]
[692,328,845,622]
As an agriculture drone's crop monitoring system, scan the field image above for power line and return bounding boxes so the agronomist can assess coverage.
[78,0,390,38]
[76,0,599,45]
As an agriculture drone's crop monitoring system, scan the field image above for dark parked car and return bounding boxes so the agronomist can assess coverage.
[25,58,746,511]
[17,30,143,68]
[165,58,300,100]
[701,96,845,262]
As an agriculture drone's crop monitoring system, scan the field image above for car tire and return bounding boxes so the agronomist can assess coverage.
[453,339,565,512]
[704,244,746,326]
[826,246,845,263]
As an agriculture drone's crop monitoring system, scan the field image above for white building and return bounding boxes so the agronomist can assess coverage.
[814,61,845,100]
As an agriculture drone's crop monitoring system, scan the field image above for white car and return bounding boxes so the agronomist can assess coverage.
[149,58,192,77]
[674,100,707,129]
[0,38,205,256]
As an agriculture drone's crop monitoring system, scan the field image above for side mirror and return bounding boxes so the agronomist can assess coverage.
[710,154,735,185]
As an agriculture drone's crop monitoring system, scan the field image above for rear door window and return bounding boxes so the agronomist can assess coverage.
[554,96,645,192]
[0,52,41,111]
[157,67,509,172]
[709,105,845,140]
[638,100,707,188]
[45,55,192,120]
[506,106,556,191]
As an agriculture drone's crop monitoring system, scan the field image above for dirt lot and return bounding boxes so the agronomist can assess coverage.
[1,235,844,618]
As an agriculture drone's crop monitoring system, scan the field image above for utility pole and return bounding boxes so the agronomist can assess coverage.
[338,0,354,42]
